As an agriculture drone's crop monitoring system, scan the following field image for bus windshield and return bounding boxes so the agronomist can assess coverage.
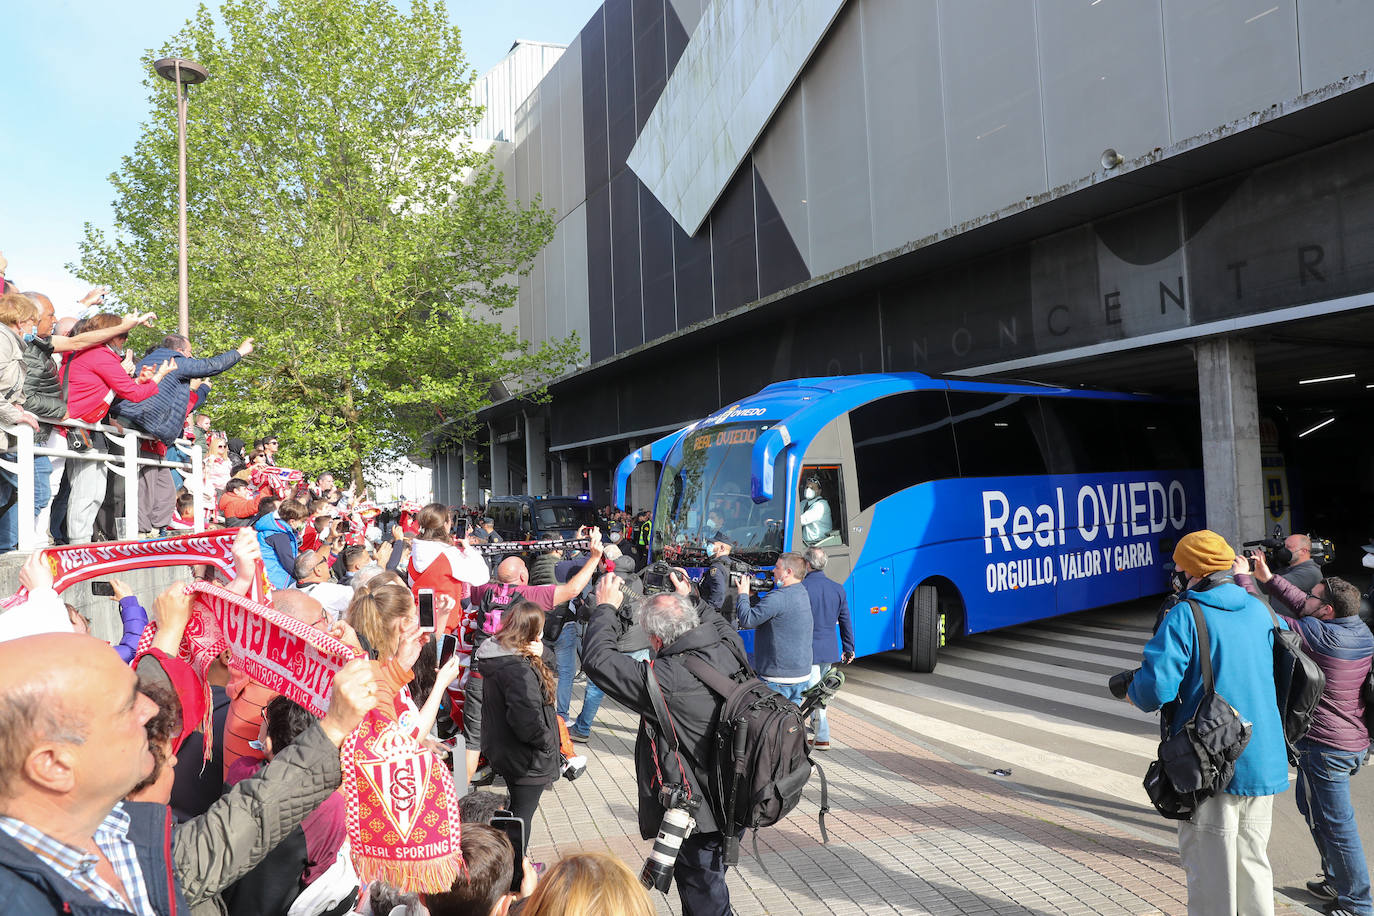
[652,422,783,564]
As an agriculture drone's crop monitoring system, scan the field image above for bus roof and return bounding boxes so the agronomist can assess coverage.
[614,372,1172,509]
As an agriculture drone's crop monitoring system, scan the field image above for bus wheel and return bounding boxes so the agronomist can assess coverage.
[909,585,940,674]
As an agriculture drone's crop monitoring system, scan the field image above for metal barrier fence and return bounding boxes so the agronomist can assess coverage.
[0,420,205,552]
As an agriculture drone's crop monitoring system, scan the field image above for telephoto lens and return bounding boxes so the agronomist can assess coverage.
[639,806,697,892]
[1107,668,1137,700]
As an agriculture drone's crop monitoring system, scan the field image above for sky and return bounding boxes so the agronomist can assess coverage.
[0,0,602,316]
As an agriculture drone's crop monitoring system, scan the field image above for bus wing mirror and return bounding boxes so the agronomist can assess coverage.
[752,425,792,504]
[613,449,643,511]
[615,426,692,510]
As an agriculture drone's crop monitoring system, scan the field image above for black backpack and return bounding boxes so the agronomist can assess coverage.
[474,584,521,647]
[678,642,829,866]
[1268,608,1326,765]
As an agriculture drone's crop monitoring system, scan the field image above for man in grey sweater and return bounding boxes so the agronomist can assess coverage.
[735,552,813,704]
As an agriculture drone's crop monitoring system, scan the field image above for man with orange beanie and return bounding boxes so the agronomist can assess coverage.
[1123,529,1290,916]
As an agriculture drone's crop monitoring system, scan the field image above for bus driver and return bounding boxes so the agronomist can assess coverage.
[799,474,833,545]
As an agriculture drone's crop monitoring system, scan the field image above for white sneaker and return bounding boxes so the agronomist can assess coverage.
[561,755,587,781]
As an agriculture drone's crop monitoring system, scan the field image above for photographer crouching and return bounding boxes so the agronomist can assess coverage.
[581,572,750,916]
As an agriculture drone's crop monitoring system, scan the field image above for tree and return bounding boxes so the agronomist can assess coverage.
[75,0,580,490]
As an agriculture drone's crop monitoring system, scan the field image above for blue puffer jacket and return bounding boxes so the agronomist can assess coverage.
[110,345,242,444]
[254,511,298,589]
[1129,581,1291,796]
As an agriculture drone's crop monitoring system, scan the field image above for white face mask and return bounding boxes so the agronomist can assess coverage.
[803,488,815,499]
[1362,553,1374,570]
[528,640,544,657]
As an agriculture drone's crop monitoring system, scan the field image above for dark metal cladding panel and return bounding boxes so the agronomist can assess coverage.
[580,9,609,195]
[586,183,616,362]
[605,0,637,170]
[665,0,689,73]
[618,351,717,434]
[754,165,810,298]
[632,0,667,135]
[716,335,776,407]
[611,169,645,353]
[785,290,882,377]
[673,221,714,328]
[552,384,619,447]
[640,183,678,342]
[710,166,759,315]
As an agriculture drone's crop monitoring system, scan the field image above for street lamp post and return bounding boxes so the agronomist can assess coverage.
[154,57,209,341]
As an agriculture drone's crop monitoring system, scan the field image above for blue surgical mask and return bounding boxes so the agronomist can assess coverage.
[22,330,37,343]
[705,542,716,558]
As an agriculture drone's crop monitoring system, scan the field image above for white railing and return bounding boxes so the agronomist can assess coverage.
[0,420,206,551]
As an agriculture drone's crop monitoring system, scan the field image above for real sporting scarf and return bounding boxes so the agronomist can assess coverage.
[252,464,304,498]
[0,530,266,610]
[342,706,462,893]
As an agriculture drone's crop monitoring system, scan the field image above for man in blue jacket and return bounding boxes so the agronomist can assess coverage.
[1126,529,1289,916]
[111,333,254,536]
[801,547,854,750]
[736,552,813,704]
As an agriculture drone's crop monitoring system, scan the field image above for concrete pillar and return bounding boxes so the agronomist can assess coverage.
[462,442,481,507]
[488,425,511,497]
[523,412,549,497]
[560,453,586,498]
[587,447,612,508]
[1196,337,1264,550]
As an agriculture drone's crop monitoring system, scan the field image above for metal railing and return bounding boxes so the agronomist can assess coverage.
[1,420,206,552]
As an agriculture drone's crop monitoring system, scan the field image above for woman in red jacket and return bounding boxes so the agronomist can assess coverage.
[60,312,174,542]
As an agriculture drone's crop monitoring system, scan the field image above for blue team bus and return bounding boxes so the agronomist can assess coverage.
[614,373,1204,672]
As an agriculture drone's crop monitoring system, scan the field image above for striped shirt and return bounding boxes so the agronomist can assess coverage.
[0,803,157,915]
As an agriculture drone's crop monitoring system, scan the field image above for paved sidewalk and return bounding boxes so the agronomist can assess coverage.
[521,689,1301,915]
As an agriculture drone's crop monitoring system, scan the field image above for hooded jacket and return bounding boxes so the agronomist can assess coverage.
[474,639,559,786]
[582,603,750,838]
[1129,580,1291,796]
[254,512,298,589]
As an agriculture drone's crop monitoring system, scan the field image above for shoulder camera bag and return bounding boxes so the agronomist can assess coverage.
[1143,600,1252,820]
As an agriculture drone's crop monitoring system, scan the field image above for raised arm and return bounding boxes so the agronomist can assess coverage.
[50,311,156,354]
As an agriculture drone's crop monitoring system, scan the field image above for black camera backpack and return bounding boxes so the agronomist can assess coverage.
[679,640,829,869]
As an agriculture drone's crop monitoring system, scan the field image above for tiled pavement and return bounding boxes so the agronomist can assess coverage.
[522,690,1302,915]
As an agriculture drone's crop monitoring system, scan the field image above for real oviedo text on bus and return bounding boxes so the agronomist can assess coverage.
[615,373,1203,673]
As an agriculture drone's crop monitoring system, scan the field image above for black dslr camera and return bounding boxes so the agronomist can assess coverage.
[640,785,700,892]
[640,560,679,596]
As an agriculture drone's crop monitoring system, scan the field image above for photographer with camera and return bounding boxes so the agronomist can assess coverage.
[1260,534,1324,612]
[581,574,749,915]
[1234,551,1374,916]
[1116,530,1290,916]
[735,553,813,706]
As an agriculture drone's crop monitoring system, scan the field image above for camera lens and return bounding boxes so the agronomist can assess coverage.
[640,806,695,892]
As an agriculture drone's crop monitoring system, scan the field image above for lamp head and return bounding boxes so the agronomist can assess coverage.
[154,57,209,85]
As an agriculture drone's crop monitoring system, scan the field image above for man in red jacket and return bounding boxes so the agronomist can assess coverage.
[60,313,174,542]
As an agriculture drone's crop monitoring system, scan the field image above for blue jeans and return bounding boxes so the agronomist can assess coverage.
[33,455,51,519]
[573,648,650,735]
[762,678,807,706]
[806,665,829,743]
[1295,739,1373,916]
[555,621,579,719]
[0,453,16,552]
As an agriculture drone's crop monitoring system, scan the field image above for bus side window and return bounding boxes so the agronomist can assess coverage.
[799,465,847,547]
